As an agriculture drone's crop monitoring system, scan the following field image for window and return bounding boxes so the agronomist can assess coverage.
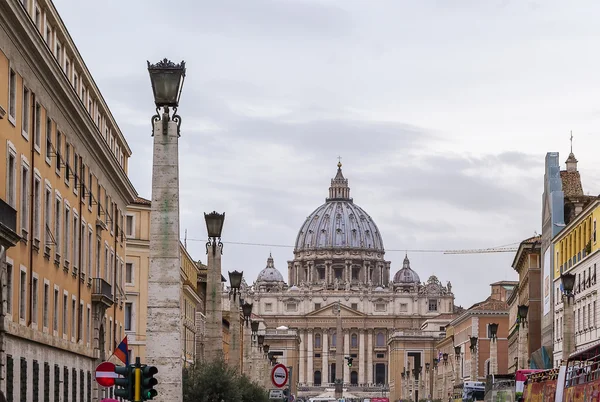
[45,25,51,45]
[32,277,38,325]
[62,293,68,336]
[33,175,41,243]
[20,269,26,320]
[286,303,297,312]
[34,102,41,149]
[44,186,52,254]
[79,301,83,342]
[428,299,438,312]
[45,118,52,162]
[375,303,386,312]
[265,303,273,312]
[71,298,76,340]
[34,7,41,30]
[351,303,358,310]
[96,238,101,277]
[6,145,17,207]
[87,306,91,343]
[88,173,93,206]
[125,263,133,284]
[81,220,86,277]
[21,162,30,237]
[73,73,78,92]
[73,214,79,273]
[43,282,49,328]
[73,154,79,193]
[315,333,321,348]
[55,131,62,175]
[53,288,59,333]
[64,206,70,264]
[64,143,70,186]
[6,262,13,314]
[594,220,597,243]
[22,86,30,138]
[400,303,408,312]
[125,303,132,331]
[314,303,321,310]
[125,215,134,237]
[376,332,385,347]
[351,333,358,348]
[88,229,93,279]
[8,68,16,122]
[104,246,109,281]
[331,332,336,347]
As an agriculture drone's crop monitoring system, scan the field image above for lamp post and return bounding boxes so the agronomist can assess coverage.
[469,336,478,381]
[228,271,244,372]
[425,362,431,400]
[443,353,448,401]
[489,323,499,375]
[454,345,462,385]
[561,273,576,361]
[433,359,439,399]
[204,211,225,362]
[517,304,529,369]
[146,58,186,402]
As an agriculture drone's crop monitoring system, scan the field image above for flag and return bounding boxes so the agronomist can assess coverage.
[114,336,129,366]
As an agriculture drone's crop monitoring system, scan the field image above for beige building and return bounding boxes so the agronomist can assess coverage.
[125,197,203,366]
[0,0,137,400]
[242,163,455,401]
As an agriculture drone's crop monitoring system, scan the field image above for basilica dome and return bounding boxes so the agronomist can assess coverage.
[294,162,384,252]
[256,254,285,283]
[393,255,421,284]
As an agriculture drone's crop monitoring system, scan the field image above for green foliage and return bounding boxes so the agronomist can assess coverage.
[183,359,269,402]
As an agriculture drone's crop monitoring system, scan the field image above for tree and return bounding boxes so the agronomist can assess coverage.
[183,359,269,402]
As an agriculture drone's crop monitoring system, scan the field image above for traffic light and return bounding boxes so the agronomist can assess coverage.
[345,357,353,367]
[140,365,158,400]
[114,365,133,400]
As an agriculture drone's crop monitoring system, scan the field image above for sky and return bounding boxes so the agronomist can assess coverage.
[53,0,600,308]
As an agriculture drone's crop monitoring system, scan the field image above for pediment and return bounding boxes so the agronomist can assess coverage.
[305,302,367,318]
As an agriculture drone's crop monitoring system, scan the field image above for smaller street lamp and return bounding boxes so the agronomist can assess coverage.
[454,346,461,360]
[204,211,225,255]
[470,336,478,351]
[228,270,243,301]
[257,335,265,346]
[147,59,186,109]
[561,273,576,296]
[263,344,270,355]
[425,362,430,372]
[433,358,439,369]
[401,372,405,379]
[518,304,529,325]
[442,353,448,365]
[489,323,499,340]
[251,320,259,335]
[242,302,253,327]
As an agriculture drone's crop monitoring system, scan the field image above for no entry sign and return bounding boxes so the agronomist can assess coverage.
[271,363,288,388]
[95,362,117,387]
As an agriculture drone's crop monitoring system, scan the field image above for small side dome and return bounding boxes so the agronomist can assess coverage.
[256,253,285,283]
[288,285,300,292]
[393,254,421,284]
[374,286,384,292]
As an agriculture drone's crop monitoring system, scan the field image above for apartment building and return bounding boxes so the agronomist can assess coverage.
[125,198,203,366]
[0,0,137,400]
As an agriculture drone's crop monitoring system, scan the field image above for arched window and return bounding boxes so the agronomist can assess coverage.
[376,332,385,347]
[331,331,337,347]
[351,333,358,348]
[315,333,321,348]
[351,370,358,385]
[314,370,322,386]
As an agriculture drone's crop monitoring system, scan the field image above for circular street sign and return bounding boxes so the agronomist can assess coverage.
[95,362,117,387]
[271,363,288,388]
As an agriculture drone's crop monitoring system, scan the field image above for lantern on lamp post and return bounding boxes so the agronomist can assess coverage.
[228,270,243,302]
[204,211,225,255]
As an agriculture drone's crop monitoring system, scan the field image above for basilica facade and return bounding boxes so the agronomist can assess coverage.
[244,163,456,400]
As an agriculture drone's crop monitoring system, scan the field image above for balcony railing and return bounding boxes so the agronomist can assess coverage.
[91,278,113,308]
[0,198,18,235]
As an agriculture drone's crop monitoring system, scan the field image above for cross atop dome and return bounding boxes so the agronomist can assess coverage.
[327,159,352,202]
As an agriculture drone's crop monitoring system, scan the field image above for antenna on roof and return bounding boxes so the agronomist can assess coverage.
[570,130,574,153]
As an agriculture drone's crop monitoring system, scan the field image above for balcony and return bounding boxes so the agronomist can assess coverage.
[91,278,114,308]
[0,198,20,247]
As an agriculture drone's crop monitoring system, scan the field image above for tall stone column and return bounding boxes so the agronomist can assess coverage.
[307,329,314,385]
[242,323,252,376]
[358,330,365,385]
[335,304,344,399]
[204,241,223,361]
[442,362,447,401]
[229,299,241,371]
[147,111,183,402]
[322,329,329,385]
[562,295,575,362]
[470,346,478,381]
[490,338,498,375]
[367,330,373,385]
[520,324,529,369]
[343,330,350,383]
[299,330,306,385]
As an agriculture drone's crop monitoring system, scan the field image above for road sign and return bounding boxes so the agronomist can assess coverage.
[269,389,284,399]
[95,362,117,387]
[271,363,288,388]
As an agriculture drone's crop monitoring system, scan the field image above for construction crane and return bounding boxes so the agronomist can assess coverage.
[443,247,518,255]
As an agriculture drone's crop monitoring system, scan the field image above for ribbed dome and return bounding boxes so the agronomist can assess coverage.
[256,254,285,283]
[294,163,384,252]
[393,255,421,284]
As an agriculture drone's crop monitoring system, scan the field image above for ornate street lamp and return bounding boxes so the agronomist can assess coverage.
[257,335,265,346]
[489,323,499,339]
[251,320,259,335]
[518,304,529,325]
[242,302,253,327]
[228,270,243,301]
[401,372,405,379]
[561,273,576,296]
[454,346,461,361]
[204,211,225,255]
[442,353,448,365]
[433,358,439,368]
[147,59,186,135]
[263,344,270,355]
[470,336,478,351]
[425,362,430,372]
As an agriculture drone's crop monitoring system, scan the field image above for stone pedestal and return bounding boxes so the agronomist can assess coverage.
[229,298,241,371]
[470,347,477,381]
[490,339,498,375]
[562,296,575,362]
[147,115,182,402]
[205,244,223,361]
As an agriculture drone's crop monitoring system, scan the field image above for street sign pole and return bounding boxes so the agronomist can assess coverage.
[287,366,293,402]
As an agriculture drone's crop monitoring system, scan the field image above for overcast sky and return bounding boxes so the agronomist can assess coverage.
[54,0,600,308]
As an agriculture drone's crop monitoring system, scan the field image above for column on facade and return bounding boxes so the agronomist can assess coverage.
[322,329,329,384]
[299,330,306,385]
[490,338,498,375]
[307,329,314,385]
[358,330,365,385]
[470,345,477,381]
[367,330,373,385]
[343,330,350,383]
